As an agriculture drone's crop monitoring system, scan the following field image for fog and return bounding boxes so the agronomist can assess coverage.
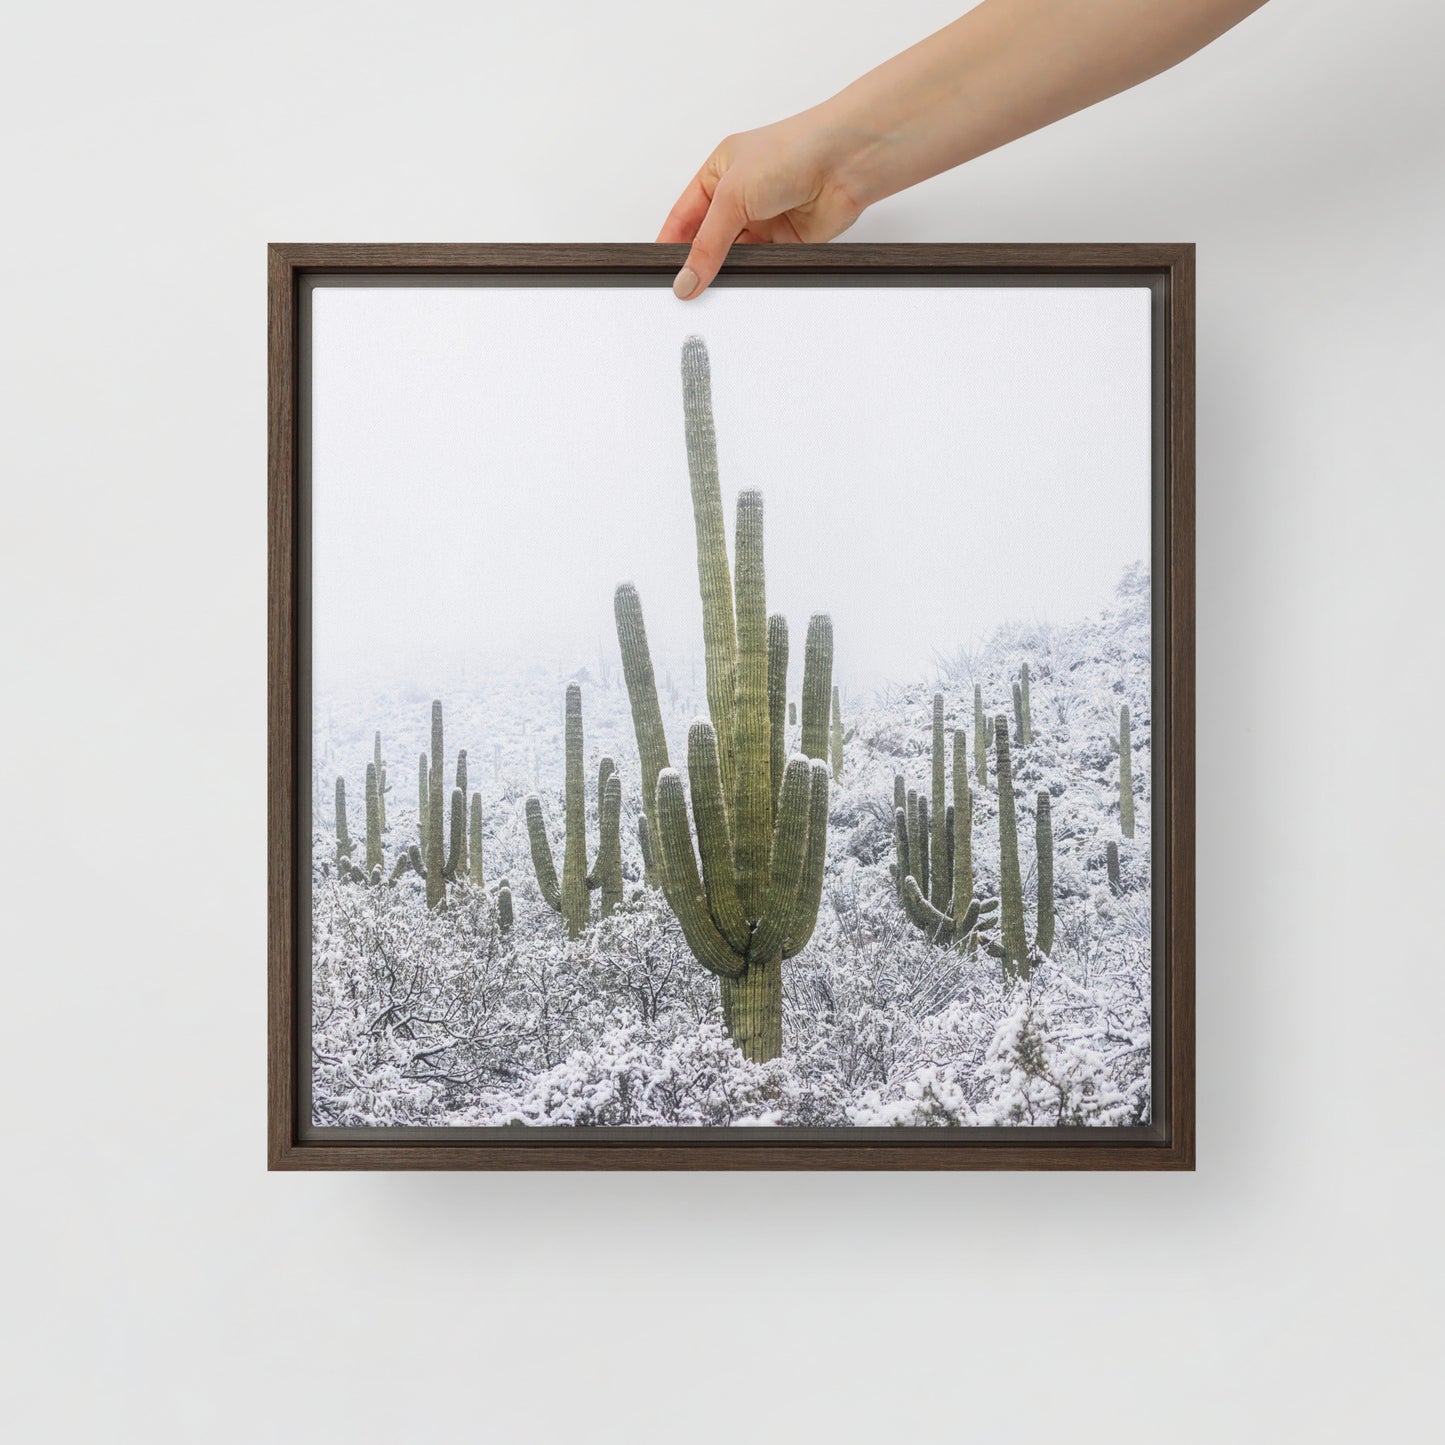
[311,282,1151,700]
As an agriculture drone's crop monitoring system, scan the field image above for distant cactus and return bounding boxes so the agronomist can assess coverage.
[1107,839,1123,894]
[789,701,797,727]
[973,684,987,786]
[364,762,382,874]
[497,879,514,933]
[334,776,352,868]
[388,852,413,884]
[1012,681,1024,746]
[893,696,998,949]
[468,793,485,885]
[424,701,445,908]
[1119,704,1135,837]
[373,731,387,833]
[1020,663,1032,745]
[830,685,845,781]
[993,715,1030,977]
[525,683,623,938]
[1035,791,1054,956]
[613,337,833,1061]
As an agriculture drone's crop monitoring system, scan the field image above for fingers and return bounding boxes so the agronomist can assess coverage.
[674,182,748,300]
[656,173,713,245]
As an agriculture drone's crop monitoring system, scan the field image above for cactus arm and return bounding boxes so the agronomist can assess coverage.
[614,583,671,842]
[1012,682,1024,745]
[894,806,912,897]
[1107,839,1122,894]
[994,715,1030,978]
[751,755,812,960]
[334,776,351,866]
[767,613,788,825]
[638,812,659,888]
[443,786,464,881]
[364,763,383,873]
[681,336,739,799]
[559,683,590,937]
[917,796,931,902]
[902,876,956,943]
[929,693,948,910]
[598,773,623,917]
[830,685,844,781]
[425,702,446,908]
[1035,791,1055,955]
[799,613,834,762]
[951,729,975,929]
[655,769,745,979]
[687,722,750,952]
[730,490,772,919]
[497,880,514,933]
[468,793,485,885]
[524,795,562,912]
[417,753,429,847]
[783,759,831,958]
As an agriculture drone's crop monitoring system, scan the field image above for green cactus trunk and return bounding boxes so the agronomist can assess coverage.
[973,684,987,787]
[916,796,932,903]
[1119,704,1135,837]
[1034,791,1054,956]
[800,615,833,762]
[334,776,352,867]
[468,793,484,885]
[788,701,797,727]
[424,701,446,909]
[417,753,429,850]
[373,731,386,833]
[443,787,464,881]
[951,729,974,933]
[1107,839,1122,894]
[364,763,382,873]
[768,614,788,823]
[994,716,1030,978]
[638,813,659,888]
[1012,682,1024,746]
[929,694,948,911]
[682,334,739,800]
[830,685,844,781]
[452,750,469,880]
[497,878,514,933]
[597,765,623,918]
[1020,663,1032,745]
[559,684,590,937]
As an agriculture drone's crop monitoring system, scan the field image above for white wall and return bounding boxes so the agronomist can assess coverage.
[4,2,1441,1439]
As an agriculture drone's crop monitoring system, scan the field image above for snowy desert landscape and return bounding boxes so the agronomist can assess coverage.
[308,289,1154,1129]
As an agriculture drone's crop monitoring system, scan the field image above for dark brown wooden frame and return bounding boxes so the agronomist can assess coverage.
[269,242,1194,1170]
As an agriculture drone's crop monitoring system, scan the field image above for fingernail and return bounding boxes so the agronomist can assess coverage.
[672,267,699,300]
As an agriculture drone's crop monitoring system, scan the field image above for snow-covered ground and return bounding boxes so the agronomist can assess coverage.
[310,566,1152,1128]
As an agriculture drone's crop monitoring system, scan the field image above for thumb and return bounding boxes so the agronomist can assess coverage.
[673,183,748,300]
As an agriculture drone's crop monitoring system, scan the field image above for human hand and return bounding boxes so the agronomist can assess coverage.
[658,110,873,300]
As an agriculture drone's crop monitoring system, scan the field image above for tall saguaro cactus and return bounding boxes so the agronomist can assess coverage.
[364,762,383,874]
[1035,790,1054,955]
[1020,663,1032,746]
[468,794,485,885]
[424,701,446,909]
[373,731,387,833]
[830,685,845,781]
[993,715,1030,978]
[452,750,469,879]
[417,753,429,850]
[525,684,623,938]
[334,777,352,868]
[613,337,834,1061]
[1119,703,1135,838]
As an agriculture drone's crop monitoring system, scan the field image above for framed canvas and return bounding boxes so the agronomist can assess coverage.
[268,243,1194,1170]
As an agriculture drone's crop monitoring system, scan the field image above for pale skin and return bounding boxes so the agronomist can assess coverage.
[661,0,1270,297]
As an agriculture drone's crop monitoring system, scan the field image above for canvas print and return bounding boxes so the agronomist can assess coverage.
[308,282,1153,1129]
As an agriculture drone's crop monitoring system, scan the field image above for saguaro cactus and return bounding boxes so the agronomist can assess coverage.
[525,683,623,938]
[1119,704,1135,838]
[496,878,514,933]
[1035,790,1054,956]
[364,762,383,874]
[1020,663,1032,745]
[993,715,1030,978]
[788,701,797,727]
[613,339,834,1061]
[1107,839,1123,894]
[973,684,987,787]
[1012,681,1025,746]
[334,776,352,868]
[424,701,446,909]
[894,700,997,949]
[417,753,429,849]
[468,793,485,885]
[373,731,387,833]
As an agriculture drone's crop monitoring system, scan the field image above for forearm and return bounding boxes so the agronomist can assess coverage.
[816,0,1269,207]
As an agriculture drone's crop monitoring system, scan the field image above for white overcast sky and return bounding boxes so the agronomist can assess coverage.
[310,282,1151,696]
